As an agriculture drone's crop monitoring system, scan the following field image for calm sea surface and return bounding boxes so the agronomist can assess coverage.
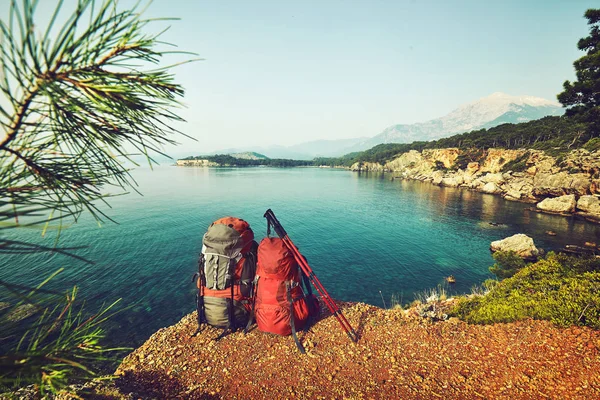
[2,166,599,346]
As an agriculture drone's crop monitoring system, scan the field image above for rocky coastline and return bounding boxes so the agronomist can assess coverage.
[350,148,600,223]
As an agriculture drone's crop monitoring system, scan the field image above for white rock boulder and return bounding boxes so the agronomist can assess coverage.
[481,172,505,184]
[441,174,464,187]
[504,189,522,201]
[431,171,444,185]
[577,195,600,214]
[536,194,576,214]
[482,182,501,194]
[490,234,543,259]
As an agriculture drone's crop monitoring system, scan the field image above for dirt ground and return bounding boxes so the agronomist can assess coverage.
[109,301,600,399]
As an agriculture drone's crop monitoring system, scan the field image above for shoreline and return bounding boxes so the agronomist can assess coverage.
[350,147,600,225]
[386,172,600,225]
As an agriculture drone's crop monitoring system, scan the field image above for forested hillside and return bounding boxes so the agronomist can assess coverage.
[314,116,595,167]
[184,116,595,168]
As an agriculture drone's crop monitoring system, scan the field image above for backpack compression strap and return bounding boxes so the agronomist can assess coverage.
[286,282,306,354]
[215,273,235,341]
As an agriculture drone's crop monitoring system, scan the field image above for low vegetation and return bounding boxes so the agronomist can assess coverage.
[0,269,128,395]
[451,252,600,329]
[488,251,528,279]
[452,148,486,170]
[501,151,531,172]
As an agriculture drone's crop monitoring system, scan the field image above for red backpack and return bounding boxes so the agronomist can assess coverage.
[246,237,319,352]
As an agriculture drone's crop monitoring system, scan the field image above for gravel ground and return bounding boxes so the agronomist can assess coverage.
[107,301,600,399]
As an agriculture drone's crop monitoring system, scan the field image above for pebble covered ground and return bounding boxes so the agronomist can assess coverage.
[106,301,600,399]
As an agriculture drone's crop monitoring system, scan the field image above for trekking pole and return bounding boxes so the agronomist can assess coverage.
[264,209,358,343]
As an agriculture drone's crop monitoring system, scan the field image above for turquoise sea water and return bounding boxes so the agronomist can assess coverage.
[2,166,599,346]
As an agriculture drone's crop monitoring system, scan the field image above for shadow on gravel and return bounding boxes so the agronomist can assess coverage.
[115,370,220,400]
[355,309,371,341]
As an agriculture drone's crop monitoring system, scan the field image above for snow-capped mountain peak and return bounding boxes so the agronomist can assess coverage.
[466,92,560,108]
[347,92,564,153]
[441,92,561,134]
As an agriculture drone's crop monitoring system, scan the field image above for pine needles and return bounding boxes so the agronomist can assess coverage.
[0,269,130,395]
[0,0,194,234]
[0,0,193,395]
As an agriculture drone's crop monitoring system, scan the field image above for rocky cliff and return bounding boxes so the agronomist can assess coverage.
[351,148,600,221]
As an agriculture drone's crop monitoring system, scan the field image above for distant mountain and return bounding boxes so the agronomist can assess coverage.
[207,93,563,160]
[281,138,370,158]
[211,146,314,160]
[212,137,368,160]
[229,152,269,160]
[346,92,564,153]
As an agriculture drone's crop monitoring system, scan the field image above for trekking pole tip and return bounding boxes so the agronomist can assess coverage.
[347,330,358,343]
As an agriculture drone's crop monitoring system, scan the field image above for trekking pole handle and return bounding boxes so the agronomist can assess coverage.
[264,209,287,238]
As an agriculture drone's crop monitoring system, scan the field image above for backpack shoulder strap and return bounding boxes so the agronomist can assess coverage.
[300,267,318,333]
[302,272,313,296]
[192,254,206,337]
[286,282,305,354]
[239,242,258,288]
[244,275,259,334]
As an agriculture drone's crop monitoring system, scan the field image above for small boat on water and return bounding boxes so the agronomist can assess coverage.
[446,275,456,284]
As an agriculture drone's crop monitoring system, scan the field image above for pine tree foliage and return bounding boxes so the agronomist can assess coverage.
[558,9,600,128]
[0,0,193,237]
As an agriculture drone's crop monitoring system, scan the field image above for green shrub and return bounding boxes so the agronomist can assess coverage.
[501,152,530,172]
[584,137,600,152]
[552,252,600,273]
[489,251,527,279]
[483,279,499,291]
[451,252,600,329]
[543,147,570,158]
[433,161,447,171]
[453,148,485,170]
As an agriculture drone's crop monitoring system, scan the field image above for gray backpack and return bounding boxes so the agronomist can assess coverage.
[193,217,257,339]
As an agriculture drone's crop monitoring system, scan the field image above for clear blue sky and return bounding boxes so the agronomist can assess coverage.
[10,1,600,154]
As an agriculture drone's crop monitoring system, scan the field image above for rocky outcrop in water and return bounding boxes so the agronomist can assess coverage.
[351,148,600,222]
[490,234,544,259]
[577,195,600,221]
[537,194,577,214]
